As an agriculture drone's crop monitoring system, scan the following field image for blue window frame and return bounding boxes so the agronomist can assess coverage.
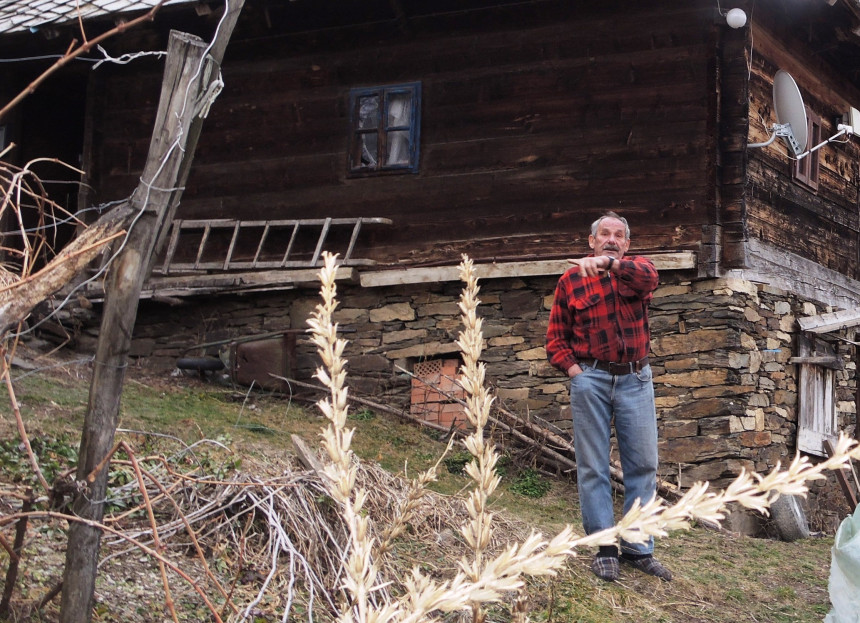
[348,82,421,174]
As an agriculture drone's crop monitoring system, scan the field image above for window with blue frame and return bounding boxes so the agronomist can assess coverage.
[348,82,421,174]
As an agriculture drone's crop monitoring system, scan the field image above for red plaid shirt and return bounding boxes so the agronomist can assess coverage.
[546,255,658,374]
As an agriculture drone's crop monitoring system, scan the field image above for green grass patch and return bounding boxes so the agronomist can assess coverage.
[2,361,839,623]
[509,468,552,498]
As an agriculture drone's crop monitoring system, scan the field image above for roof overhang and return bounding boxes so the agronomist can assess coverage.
[0,0,193,35]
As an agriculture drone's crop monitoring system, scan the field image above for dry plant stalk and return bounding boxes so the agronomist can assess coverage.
[307,250,860,623]
[307,252,385,623]
[456,254,524,623]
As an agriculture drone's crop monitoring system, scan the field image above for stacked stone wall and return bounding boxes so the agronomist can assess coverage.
[114,273,856,529]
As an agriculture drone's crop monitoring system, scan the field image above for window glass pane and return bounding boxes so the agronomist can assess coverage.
[387,92,412,128]
[360,133,378,167]
[387,130,410,165]
[358,95,379,130]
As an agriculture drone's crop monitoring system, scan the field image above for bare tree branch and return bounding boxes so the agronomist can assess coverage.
[0,0,167,122]
[0,204,132,335]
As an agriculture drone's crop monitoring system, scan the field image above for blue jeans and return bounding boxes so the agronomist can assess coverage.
[569,363,658,555]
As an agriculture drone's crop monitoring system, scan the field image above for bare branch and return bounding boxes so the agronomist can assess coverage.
[0,0,168,121]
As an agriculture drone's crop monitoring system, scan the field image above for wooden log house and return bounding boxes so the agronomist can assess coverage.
[2,0,860,529]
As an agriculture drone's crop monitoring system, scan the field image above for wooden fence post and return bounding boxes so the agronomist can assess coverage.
[59,3,244,621]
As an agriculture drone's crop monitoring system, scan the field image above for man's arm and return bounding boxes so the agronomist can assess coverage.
[615,256,658,296]
[546,278,580,376]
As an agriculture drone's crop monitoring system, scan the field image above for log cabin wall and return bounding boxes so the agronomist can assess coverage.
[85,0,719,268]
[742,1,860,304]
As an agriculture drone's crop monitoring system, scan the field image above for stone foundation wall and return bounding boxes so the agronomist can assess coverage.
[87,273,856,530]
[647,278,856,532]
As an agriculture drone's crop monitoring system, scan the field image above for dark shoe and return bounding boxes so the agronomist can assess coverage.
[591,555,619,581]
[621,555,673,581]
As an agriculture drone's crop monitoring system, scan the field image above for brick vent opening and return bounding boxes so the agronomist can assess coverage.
[411,358,470,430]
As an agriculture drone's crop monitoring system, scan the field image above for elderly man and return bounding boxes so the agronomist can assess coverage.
[546,211,671,582]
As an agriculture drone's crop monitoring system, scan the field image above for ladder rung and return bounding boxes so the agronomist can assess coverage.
[223,222,241,270]
[194,224,212,269]
[162,219,183,275]
[310,218,332,266]
[252,223,271,268]
[344,217,363,261]
[280,223,300,267]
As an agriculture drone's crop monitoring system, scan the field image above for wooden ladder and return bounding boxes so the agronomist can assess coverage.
[155,216,391,274]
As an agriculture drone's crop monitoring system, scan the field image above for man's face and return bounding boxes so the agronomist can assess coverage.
[589,217,630,259]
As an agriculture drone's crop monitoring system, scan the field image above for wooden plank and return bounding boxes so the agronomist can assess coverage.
[789,356,844,370]
[797,308,860,334]
[359,252,695,287]
[291,435,327,478]
[81,267,358,301]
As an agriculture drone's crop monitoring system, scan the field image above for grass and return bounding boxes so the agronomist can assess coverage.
[1,349,840,623]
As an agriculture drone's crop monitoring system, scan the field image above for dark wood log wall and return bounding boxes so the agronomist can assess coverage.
[745,5,860,281]
[713,0,752,273]
[88,0,719,269]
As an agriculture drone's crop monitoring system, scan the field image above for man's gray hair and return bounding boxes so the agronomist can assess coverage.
[591,211,630,239]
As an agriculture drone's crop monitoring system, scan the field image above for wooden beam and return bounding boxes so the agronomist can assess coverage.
[359,252,696,288]
[798,307,860,333]
[735,239,860,310]
[789,355,844,370]
[80,267,358,302]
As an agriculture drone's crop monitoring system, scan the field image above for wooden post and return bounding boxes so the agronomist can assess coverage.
[59,3,244,621]
[824,439,859,513]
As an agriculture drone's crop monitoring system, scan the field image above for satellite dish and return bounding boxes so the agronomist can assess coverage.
[750,70,856,159]
[773,70,808,154]
[749,69,808,156]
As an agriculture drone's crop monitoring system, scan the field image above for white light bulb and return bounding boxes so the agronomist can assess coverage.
[726,8,747,29]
